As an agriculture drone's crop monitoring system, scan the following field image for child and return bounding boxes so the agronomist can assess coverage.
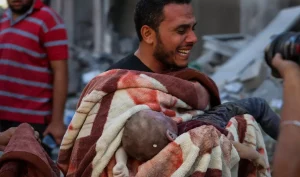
[113,108,268,177]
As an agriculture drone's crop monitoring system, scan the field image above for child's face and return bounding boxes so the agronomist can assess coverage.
[122,110,178,161]
[147,110,178,140]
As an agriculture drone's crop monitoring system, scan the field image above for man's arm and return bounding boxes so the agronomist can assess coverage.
[272,54,300,177]
[0,127,39,151]
[43,60,68,145]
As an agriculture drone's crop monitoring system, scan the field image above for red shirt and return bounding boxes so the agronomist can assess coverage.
[0,0,68,124]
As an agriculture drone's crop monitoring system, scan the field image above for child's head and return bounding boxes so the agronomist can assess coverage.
[122,110,178,161]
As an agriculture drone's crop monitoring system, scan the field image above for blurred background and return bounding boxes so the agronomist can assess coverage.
[1,0,300,168]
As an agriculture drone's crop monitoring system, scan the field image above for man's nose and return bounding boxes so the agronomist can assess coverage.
[186,30,198,44]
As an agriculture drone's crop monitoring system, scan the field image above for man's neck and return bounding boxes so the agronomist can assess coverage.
[12,13,22,21]
[134,43,166,73]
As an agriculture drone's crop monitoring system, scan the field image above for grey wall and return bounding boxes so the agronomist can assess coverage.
[74,0,93,46]
[191,0,240,60]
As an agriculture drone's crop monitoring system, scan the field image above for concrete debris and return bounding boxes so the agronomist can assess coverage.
[212,6,300,88]
[82,70,102,84]
[65,97,80,110]
[64,109,76,126]
[224,82,244,93]
[202,33,252,57]
[190,51,219,74]
[270,99,283,110]
[239,59,269,91]
[68,52,81,95]
[251,79,283,103]
[191,34,250,75]
[220,92,229,100]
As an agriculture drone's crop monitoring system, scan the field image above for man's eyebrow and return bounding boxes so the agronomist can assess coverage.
[175,22,197,29]
[175,24,191,29]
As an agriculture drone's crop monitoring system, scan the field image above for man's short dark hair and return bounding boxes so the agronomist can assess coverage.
[134,0,192,41]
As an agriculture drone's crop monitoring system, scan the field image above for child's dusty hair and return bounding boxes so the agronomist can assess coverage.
[122,110,178,161]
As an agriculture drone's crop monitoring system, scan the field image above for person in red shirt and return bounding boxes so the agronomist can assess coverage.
[0,0,68,146]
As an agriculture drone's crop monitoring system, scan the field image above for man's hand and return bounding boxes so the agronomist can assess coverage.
[43,121,66,145]
[272,53,300,79]
[0,127,16,151]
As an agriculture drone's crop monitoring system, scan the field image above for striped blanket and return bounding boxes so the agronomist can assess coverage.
[57,69,270,177]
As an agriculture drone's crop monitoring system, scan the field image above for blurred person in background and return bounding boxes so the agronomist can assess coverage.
[272,54,300,177]
[0,126,39,151]
[0,0,68,147]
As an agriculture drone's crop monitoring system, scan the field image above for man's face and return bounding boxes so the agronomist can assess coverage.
[7,0,34,14]
[153,3,197,70]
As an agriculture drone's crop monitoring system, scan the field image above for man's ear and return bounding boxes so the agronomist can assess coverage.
[140,25,155,44]
[166,129,178,142]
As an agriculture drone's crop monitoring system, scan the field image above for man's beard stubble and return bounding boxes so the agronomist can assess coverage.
[153,33,184,72]
[9,2,33,15]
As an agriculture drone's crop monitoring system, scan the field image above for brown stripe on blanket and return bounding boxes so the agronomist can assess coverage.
[235,115,248,143]
[235,115,258,177]
[69,139,97,176]
[238,159,257,177]
[166,68,221,107]
[191,168,222,177]
[91,93,114,136]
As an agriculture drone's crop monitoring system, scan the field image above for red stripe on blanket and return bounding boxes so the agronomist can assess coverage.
[136,142,183,177]
[258,148,265,155]
[128,88,161,111]
[226,121,233,128]
[68,124,73,130]
[163,109,176,117]
[103,157,116,177]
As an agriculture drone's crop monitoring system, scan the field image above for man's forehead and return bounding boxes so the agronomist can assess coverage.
[162,3,195,24]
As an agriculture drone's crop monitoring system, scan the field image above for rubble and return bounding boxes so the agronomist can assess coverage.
[212,6,300,88]
[190,34,251,75]
[192,6,300,167]
[239,59,269,91]
[224,82,243,93]
[202,33,252,58]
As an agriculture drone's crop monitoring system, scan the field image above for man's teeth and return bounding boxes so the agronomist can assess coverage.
[178,50,190,55]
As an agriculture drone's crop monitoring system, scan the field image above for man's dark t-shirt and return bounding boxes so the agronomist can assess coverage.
[107,54,153,72]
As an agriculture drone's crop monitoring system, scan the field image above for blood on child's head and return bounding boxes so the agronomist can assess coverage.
[122,110,178,161]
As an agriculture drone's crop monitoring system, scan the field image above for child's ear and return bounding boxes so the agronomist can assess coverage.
[166,129,178,142]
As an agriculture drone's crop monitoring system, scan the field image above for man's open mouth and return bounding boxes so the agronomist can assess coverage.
[177,49,191,56]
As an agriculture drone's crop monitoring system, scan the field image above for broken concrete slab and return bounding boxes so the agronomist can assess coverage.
[251,79,283,103]
[202,33,251,57]
[212,6,300,88]
[224,82,244,93]
[190,51,220,74]
[239,59,269,91]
